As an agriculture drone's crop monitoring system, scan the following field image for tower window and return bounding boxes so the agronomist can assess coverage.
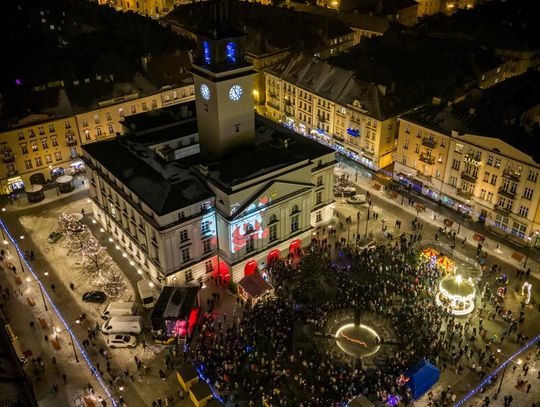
[226,42,236,64]
[203,40,211,65]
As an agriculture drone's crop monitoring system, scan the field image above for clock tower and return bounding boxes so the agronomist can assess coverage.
[192,0,256,162]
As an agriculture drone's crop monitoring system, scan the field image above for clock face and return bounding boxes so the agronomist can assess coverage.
[229,85,243,101]
[200,84,210,101]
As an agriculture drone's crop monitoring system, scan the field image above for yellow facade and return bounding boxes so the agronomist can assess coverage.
[394,117,540,243]
[264,74,397,170]
[0,84,195,195]
[0,115,81,195]
[99,0,175,17]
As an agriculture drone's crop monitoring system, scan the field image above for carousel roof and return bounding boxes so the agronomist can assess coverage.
[422,247,439,257]
[437,256,454,269]
[439,275,475,298]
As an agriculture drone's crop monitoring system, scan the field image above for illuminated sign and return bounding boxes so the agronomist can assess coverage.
[226,42,236,64]
[347,128,360,137]
[229,197,271,253]
[464,154,480,166]
[203,41,211,65]
[201,211,217,246]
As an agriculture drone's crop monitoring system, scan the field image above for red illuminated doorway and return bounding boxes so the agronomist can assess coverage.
[213,259,230,283]
[244,260,258,276]
[289,239,301,254]
[267,249,280,264]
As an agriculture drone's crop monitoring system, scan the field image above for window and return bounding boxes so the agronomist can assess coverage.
[316,191,323,205]
[31,141,38,151]
[142,102,148,111]
[494,214,508,232]
[94,114,100,124]
[51,136,58,146]
[450,176,457,187]
[518,206,529,218]
[269,223,277,242]
[490,174,498,185]
[483,172,490,182]
[415,144,420,153]
[185,269,193,282]
[486,155,493,166]
[316,211,322,222]
[452,159,460,171]
[487,191,493,202]
[201,221,210,234]
[402,156,407,165]
[35,157,42,166]
[317,175,323,186]
[440,138,446,148]
[41,139,48,149]
[203,239,211,254]
[84,130,91,141]
[180,229,188,243]
[24,159,32,169]
[108,124,114,134]
[20,143,28,154]
[38,126,44,135]
[82,120,88,128]
[65,120,71,129]
[97,128,102,137]
[246,235,254,253]
[181,247,190,263]
[511,221,527,239]
[528,171,538,182]
[17,132,25,140]
[45,154,52,164]
[118,108,124,117]
[131,105,136,114]
[291,214,299,233]
[455,143,464,153]
[494,158,501,168]
[48,124,55,132]
[152,100,157,109]
[54,151,62,161]
[435,169,441,178]
[28,129,35,137]
[205,260,213,273]
[523,187,533,200]
[480,189,486,200]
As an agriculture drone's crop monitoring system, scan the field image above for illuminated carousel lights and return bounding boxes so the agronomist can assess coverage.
[435,275,476,316]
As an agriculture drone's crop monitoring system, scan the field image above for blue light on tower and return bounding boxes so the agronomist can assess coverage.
[226,42,236,64]
[203,40,211,65]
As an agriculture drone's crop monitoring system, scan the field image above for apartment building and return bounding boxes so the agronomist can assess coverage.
[97,0,175,17]
[0,87,81,195]
[394,71,540,243]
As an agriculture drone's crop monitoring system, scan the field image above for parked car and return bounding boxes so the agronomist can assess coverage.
[100,302,137,320]
[347,194,367,205]
[82,291,107,303]
[101,316,143,335]
[334,187,356,198]
[106,334,137,349]
[47,231,62,243]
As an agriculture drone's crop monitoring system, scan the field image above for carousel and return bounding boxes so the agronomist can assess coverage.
[435,274,476,316]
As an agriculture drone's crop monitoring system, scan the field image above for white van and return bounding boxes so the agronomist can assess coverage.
[101,316,143,335]
[137,280,156,309]
[100,302,137,320]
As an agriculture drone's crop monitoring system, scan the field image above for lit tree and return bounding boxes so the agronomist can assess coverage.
[101,268,127,299]
[58,213,89,256]
[82,237,113,279]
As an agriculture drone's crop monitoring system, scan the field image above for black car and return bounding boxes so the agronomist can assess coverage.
[82,291,107,303]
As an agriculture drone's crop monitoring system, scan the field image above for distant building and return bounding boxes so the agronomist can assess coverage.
[264,32,505,170]
[162,2,356,106]
[82,9,335,285]
[97,0,175,17]
[0,74,194,195]
[394,71,540,244]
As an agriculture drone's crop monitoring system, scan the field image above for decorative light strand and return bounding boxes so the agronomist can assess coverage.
[0,220,118,407]
[454,333,540,406]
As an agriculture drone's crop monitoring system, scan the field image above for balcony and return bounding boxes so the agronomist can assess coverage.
[2,155,15,164]
[456,189,473,199]
[494,204,511,215]
[498,188,516,199]
[460,172,477,183]
[66,138,77,147]
[421,137,437,148]
[419,154,435,165]
[416,172,432,182]
[503,169,521,182]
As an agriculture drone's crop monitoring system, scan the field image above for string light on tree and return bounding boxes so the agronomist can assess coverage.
[521,282,532,304]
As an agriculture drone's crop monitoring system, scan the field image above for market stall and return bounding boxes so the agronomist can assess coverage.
[25,184,44,203]
[56,175,74,193]
[237,273,273,303]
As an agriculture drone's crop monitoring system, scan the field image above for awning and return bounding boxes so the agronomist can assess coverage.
[238,274,273,299]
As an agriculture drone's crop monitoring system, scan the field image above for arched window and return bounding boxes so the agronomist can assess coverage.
[245,224,255,234]
[269,214,277,223]
[291,205,299,214]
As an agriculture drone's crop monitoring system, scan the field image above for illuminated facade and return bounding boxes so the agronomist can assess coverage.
[97,0,176,17]
[394,72,540,243]
[265,56,399,170]
[82,8,336,286]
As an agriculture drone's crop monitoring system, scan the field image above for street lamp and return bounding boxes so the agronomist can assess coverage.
[54,320,81,363]
[523,231,540,269]
[25,271,49,311]
[496,348,507,394]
